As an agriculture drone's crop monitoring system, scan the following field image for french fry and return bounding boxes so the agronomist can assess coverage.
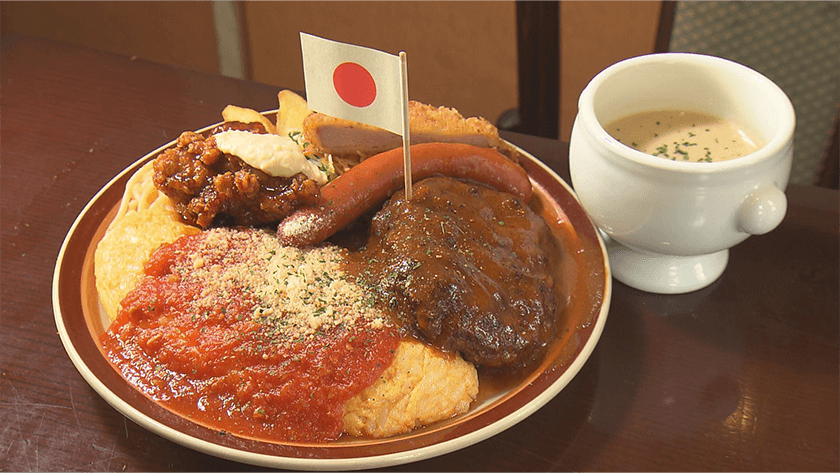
[222,104,277,134]
[276,90,311,136]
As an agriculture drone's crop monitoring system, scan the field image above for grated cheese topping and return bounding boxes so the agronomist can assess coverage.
[172,227,385,343]
[277,210,324,241]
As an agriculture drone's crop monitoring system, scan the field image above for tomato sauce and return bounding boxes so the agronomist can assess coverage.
[101,230,399,442]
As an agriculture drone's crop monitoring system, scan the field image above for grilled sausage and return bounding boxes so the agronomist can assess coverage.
[277,143,531,247]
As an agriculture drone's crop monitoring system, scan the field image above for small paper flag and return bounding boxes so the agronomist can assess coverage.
[300,32,404,135]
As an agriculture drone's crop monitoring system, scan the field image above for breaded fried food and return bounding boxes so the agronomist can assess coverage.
[343,338,478,437]
[302,100,521,161]
[94,162,200,320]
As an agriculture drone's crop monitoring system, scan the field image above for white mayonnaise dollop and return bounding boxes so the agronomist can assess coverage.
[213,130,327,184]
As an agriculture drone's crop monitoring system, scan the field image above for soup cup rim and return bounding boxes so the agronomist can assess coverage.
[577,52,795,175]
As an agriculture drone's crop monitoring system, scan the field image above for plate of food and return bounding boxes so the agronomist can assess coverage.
[53,90,611,470]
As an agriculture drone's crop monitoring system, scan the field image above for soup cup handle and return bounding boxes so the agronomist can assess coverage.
[737,184,788,235]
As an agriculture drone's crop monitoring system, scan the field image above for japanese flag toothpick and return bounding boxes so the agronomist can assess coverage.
[300,32,413,199]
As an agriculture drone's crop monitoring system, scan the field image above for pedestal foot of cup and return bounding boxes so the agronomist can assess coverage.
[606,241,729,294]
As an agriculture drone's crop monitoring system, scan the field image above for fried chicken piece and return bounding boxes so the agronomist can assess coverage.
[302,100,520,161]
[152,123,320,228]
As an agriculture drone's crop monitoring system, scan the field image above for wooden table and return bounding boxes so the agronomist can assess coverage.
[2,36,838,472]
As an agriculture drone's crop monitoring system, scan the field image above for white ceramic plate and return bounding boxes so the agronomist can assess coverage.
[53,116,611,470]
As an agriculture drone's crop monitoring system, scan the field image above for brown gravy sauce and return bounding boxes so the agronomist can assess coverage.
[331,175,602,397]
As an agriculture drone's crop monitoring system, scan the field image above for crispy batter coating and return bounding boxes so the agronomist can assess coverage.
[303,100,520,161]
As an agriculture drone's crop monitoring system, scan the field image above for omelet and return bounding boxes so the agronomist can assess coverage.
[344,338,478,437]
[94,162,200,321]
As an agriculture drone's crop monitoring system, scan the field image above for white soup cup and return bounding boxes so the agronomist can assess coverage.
[569,53,794,294]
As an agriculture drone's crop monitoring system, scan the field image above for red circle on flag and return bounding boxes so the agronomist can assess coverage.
[333,62,377,108]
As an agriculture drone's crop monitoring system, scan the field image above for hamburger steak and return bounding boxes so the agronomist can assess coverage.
[355,176,559,368]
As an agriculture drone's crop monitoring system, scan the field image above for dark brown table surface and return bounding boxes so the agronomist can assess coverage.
[2,36,838,472]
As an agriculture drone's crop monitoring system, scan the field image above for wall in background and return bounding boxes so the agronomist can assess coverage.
[240,1,517,124]
[4,1,831,186]
[0,1,220,74]
[559,2,662,142]
[0,1,659,141]
[0,1,517,125]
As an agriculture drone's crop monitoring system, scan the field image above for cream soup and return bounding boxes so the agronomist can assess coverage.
[605,110,761,162]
